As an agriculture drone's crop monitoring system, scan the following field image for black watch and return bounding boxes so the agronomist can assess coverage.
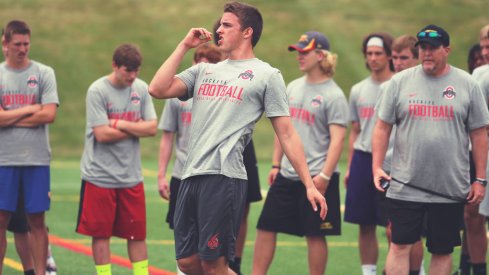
[475,178,488,187]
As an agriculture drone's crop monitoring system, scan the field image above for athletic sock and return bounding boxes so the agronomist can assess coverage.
[361,264,377,275]
[229,257,242,275]
[24,270,35,275]
[95,263,112,275]
[419,259,426,275]
[472,262,487,275]
[459,253,471,275]
[409,270,420,275]
[132,259,149,275]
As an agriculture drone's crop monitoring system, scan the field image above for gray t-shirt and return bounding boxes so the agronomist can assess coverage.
[472,64,489,82]
[158,98,193,179]
[349,76,383,153]
[377,65,489,203]
[81,77,157,188]
[280,77,349,180]
[177,58,289,180]
[375,82,397,172]
[0,61,59,166]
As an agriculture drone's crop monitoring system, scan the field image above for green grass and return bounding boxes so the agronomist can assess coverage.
[1,0,488,273]
[2,160,476,274]
[1,0,488,161]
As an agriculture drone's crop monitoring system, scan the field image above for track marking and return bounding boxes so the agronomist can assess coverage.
[49,234,175,275]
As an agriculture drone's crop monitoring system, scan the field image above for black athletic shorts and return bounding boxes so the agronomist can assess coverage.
[165,177,181,229]
[243,140,261,203]
[387,198,464,254]
[7,185,29,233]
[257,172,341,237]
[174,175,247,261]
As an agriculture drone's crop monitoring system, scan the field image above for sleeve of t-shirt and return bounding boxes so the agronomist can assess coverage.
[264,70,289,118]
[468,82,489,130]
[86,86,109,128]
[140,84,157,121]
[377,79,397,125]
[348,86,359,122]
[158,98,178,132]
[326,94,349,127]
[480,77,489,108]
[39,66,59,105]
[176,63,204,101]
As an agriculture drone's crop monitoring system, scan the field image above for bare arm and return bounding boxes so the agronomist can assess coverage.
[14,103,57,127]
[267,134,283,185]
[111,119,157,138]
[149,28,212,99]
[344,121,360,187]
[313,124,346,194]
[467,126,488,204]
[270,116,327,219]
[371,119,393,192]
[93,124,131,143]
[0,104,42,127]
[158,131,175,200]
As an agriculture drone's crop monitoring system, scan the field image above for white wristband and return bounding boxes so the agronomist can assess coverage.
[319,172,330,181]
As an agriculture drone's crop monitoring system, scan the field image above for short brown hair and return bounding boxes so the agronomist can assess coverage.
[223,2,263,48]
[194,43,223,64]
[112,44,142,71]
[3,20,30,42]
[392,35,418,59]
[362,32,394,72]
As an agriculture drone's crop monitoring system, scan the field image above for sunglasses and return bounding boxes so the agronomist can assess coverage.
[417,31,442,38]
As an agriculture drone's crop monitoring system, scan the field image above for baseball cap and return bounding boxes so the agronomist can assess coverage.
[415,24,450,47]
[288,31,330,52]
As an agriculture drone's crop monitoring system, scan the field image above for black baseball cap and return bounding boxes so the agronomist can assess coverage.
[288,31,330,52]
[415,24,450,47]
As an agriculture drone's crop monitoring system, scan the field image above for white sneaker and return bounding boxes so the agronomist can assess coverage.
[46,245,57,275]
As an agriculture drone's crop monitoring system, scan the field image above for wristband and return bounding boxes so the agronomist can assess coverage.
[319,172,330,181]
[271,165,281,169]
[475,178,488,187]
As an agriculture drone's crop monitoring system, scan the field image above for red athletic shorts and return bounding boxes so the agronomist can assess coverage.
[76,180,146,240]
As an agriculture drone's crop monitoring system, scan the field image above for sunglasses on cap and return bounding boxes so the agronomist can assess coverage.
[417,31,442,38]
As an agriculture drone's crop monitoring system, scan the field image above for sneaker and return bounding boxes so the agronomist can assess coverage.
[46,245,57,275]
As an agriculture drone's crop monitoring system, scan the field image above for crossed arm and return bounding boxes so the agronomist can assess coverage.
[0,103,57,127]
[93,119,157,143]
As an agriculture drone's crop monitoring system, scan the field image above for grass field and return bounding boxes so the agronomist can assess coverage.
[2,0,489,273]
[3,159,481,275]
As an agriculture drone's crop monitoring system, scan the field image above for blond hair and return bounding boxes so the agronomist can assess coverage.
[317,49,338,77]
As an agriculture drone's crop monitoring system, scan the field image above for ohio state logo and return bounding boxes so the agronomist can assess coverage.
[27,75,38,88]
[238,70,254,80]
[207,233,220,250]
[311,95,323,108]
[442,86,456,100]
[130,92,141,105]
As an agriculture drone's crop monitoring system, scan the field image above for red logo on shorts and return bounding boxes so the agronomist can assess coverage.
[207,233,220,250]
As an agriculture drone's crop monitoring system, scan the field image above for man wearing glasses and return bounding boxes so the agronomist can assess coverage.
[372,25,489,275]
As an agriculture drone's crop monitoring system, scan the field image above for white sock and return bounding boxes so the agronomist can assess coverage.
[361,264,377,275]
[419,259,426,275]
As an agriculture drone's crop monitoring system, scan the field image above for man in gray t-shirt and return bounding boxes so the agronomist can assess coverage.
[373,24,489,275]
[76,44,157,275]
[457,24,489,275]
[0,20,59,275]
[149,2,326,274]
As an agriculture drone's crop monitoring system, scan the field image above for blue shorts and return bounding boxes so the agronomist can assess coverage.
[0,166,50,213]
[344,150,388,226]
